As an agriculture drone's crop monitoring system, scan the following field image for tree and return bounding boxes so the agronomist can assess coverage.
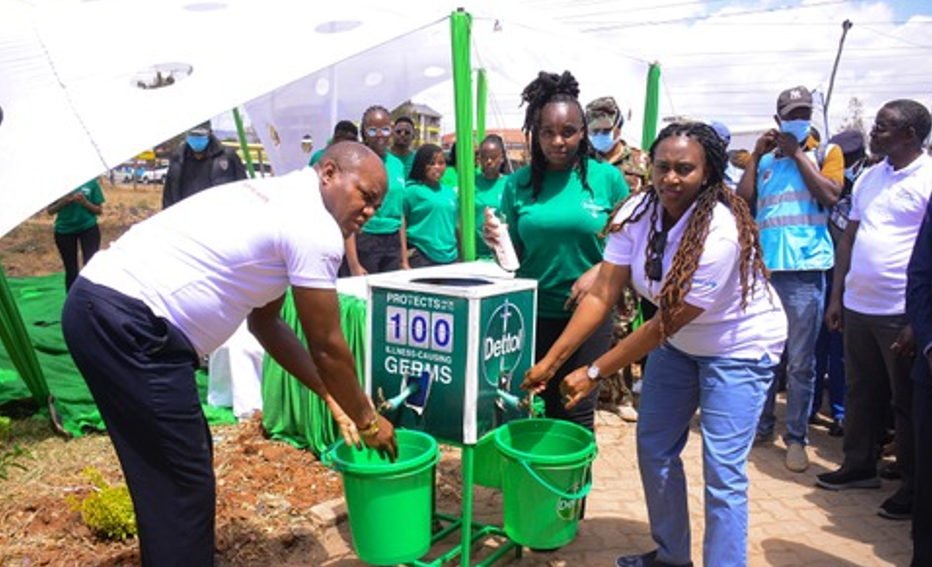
[839,97,868,139]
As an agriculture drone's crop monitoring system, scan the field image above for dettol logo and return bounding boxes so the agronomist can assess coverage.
[481,300,526,388]
[556,482,582,520]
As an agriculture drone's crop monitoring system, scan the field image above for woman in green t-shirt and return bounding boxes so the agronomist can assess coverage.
[483,71,630,433]
[46,177,105,291]
[404,144,459,267]
[474,134,510,260]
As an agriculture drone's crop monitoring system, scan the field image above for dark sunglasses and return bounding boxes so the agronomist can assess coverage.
[646,229,667,282]
[394,128,413,135]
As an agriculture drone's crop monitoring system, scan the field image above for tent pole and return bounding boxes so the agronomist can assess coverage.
[476,68,487,146]
[232,107,256,179]
[641,62,661,149]
[451,9,476,263]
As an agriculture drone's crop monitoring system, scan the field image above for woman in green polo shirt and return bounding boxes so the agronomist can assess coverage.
[485,71,629,433]
[404,144,459,267]
[474,134,510,260]
[46,177,105,291]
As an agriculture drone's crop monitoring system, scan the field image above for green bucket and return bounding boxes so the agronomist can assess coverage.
[473,429,504,489]
[494,418,597,549]
[323,429,440,566]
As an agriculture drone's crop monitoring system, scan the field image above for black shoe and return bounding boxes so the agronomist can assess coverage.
[816,468,881,490]
[879,462,901,480]
[828,418,844,437]
[616,550,693,567]
[878,496,912,520]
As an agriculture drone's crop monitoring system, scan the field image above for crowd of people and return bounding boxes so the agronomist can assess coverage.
[46,69,932,567]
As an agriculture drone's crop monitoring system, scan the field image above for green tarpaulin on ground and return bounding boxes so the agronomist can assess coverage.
[0,273,235,436]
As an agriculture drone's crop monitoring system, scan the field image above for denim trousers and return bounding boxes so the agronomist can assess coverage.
[812,268,845,420]
[757,270,824,445]
[638,343,774,567]
[62,278,214,567]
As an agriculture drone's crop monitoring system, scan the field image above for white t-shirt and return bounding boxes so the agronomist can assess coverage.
[82,167,344,356]
[604,193,787,361]
[845,154,932,315]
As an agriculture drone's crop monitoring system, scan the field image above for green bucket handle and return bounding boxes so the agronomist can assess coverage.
[516,449,597,501]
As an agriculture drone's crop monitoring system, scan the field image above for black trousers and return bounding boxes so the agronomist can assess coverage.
[62,278,214,567]
[356,230,402,273]
[535,314,613,432]
[54,224,100,291]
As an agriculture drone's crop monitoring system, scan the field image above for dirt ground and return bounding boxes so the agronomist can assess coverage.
[0,181,396,566]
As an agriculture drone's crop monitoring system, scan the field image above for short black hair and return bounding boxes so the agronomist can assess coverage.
[884,99,932,143]
[334,120,358,138]
[394,116,414,128]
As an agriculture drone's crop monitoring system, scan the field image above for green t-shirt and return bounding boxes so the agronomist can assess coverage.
[308,148,325,166]
[502,159,629,318]
[392,150,416,179]
[363,153,406,235]
[474,175,509,258]
[404,181,459,263]
[440,166,458,192]
[54,179,105,235]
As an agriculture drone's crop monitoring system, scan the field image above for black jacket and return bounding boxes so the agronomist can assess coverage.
[161,136,247,209]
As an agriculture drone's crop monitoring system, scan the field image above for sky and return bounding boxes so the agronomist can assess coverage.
[214,0,932,151]
[503,0,932,147]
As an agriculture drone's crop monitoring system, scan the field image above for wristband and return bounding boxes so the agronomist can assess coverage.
[359,416,381,437]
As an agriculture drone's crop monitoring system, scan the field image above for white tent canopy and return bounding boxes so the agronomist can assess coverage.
[0,0,647,237]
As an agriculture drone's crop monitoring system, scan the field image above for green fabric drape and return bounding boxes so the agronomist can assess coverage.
[0,260,50,410]
[0,272,234,434]
[260,291,367,455]
[641,62,662,150]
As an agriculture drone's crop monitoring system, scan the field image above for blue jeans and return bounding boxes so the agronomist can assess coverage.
[757,270,824,445]
[812,269,845,420]
[638,343,774,567]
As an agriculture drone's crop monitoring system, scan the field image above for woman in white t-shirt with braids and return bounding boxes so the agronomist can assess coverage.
[523,121,787,567]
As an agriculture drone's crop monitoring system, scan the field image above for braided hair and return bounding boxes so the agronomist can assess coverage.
[605,121,770,337]
[519,71,592,198]
[360,105,390,142]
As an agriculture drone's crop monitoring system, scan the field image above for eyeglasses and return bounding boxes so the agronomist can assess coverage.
[365,126,392,138]
[646,229,667,282]
[394,128,413,136]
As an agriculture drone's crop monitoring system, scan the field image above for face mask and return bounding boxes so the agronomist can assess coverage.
[780,119,810,143]
[589,131,616,153]
[187,134,209,153]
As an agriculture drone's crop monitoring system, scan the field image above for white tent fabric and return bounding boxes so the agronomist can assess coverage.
[0,0,457,237]
[0,0,647,237]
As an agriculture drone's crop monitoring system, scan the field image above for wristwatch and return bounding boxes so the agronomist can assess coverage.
[586,364,605,382]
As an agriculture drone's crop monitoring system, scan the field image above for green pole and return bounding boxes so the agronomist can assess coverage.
[232,107,257,179]
[641,62,661,149]
[476,68,488,146]
[451,9,476,263]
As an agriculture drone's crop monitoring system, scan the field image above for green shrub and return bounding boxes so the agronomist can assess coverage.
[67,467,138,540]
[0,415,31,480]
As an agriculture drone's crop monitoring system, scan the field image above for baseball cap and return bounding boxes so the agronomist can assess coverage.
[586,96,621,130]
[188,121,211,136]
[829,129,866,160]
[776,86,813,117]
[710,121,731,146]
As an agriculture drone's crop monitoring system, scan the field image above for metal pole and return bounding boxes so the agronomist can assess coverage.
[823,19,853,135]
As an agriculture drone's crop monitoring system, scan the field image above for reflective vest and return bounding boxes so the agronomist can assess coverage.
[755,151,834,271]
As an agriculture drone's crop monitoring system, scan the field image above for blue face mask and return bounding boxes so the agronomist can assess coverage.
[780,119,810,143]
[589,131,616,153]
[844,161,863,182]
[187,134,209,153]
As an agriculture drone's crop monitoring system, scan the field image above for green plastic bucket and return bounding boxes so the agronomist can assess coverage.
[323,429,439,566]
[473,429,504,489]
[494,418,597,549]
